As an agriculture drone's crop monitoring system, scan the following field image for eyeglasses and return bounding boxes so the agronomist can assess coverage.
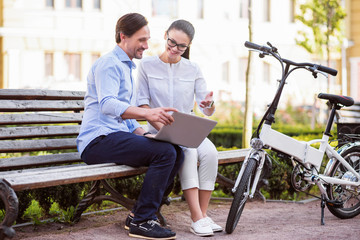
[166,34,189,51]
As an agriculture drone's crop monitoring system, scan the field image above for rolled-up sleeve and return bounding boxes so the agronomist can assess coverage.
[194,65,214,115]
[94,58,131,121]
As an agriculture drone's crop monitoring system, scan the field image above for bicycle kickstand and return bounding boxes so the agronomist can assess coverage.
[320,195,326,225]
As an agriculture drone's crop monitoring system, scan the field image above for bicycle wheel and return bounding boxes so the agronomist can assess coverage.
[225,158,257,234]
[326,145,360,219]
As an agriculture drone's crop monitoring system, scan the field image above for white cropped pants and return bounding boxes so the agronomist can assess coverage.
[178,138,218,191]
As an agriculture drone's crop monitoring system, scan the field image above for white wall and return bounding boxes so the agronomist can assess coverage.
[0,0,341,113]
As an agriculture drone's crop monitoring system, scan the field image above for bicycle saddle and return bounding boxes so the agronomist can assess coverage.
[318,93,354,107]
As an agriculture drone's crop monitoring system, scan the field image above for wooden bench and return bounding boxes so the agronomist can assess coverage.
[0,89,248,239]
[336,101,360,145]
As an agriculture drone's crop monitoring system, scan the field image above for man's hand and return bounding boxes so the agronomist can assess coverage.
[144,107,178,125]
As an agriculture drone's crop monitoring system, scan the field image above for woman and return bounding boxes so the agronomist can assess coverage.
[137,19,222,237]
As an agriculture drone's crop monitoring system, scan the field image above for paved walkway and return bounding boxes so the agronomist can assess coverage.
[13,199,360,240]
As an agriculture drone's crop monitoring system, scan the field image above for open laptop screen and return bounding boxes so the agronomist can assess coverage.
[151,112,217,148]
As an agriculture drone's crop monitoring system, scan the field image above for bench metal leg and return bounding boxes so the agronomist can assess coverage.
[73,179,136,223]
[73,179,172,227]
[0,179,18,240]
[73,180,101,223]
[93,179,136,210]
[216,172,235,188]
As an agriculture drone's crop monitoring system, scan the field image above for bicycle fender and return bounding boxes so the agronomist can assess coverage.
[249,150,263,161]
[337,141,360,156]
[324,141,360,176]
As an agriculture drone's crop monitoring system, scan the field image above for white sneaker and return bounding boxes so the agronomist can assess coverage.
[190,218,214,236]
[204,217,223,232]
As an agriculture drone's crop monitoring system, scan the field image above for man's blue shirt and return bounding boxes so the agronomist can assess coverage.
[77,45,141,155]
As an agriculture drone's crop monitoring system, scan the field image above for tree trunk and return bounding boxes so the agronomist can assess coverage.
[242,0,253,148]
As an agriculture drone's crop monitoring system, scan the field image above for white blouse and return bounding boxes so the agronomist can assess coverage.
[136,56,211,133]
[137,55,211,110]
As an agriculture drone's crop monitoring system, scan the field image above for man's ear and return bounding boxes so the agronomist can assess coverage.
[120,32,127,42]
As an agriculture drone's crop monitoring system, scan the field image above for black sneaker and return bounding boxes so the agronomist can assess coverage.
[124,214,133,230]
[129,220,176,239]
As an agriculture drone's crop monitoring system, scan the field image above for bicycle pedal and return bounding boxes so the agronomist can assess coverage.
[326,199,343,208]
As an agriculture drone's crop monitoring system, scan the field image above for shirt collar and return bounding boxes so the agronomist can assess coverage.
[114,45,137,69]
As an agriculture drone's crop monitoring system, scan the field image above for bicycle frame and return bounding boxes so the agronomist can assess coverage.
[232,41,360,199]
[226,42,360,233]
[262,124,360,186]
[232,122,360,200]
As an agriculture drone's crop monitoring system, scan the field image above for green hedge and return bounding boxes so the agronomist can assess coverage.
[209,124,325,148]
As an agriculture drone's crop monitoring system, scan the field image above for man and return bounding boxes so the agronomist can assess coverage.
[77,13,184,240]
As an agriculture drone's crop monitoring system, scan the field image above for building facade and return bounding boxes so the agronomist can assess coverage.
[0,0,357,111]
[345,0,360,101]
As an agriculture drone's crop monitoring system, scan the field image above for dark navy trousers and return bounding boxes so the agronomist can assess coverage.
[81,131,184,223]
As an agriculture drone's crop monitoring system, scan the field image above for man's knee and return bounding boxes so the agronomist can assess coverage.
[154,143,178,164]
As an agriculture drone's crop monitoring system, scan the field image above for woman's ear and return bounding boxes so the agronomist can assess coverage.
[163,31,167,40]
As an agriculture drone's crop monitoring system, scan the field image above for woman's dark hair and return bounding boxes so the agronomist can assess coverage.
[115,13,148,43]
[166,19,195,59]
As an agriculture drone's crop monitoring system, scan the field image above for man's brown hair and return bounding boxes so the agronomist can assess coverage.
[115,13,148,43]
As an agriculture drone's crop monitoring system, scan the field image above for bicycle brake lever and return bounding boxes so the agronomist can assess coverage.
[267,42,278,53]
[316,71,328,78]
[306,66,328,79]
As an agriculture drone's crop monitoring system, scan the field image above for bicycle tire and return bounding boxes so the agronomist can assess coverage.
[225,158,257,234]
[326,145,360,219]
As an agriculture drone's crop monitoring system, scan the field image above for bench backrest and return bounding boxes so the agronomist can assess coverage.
[337,101,360,123]
[0,89,85,171]
[336,101,360,136]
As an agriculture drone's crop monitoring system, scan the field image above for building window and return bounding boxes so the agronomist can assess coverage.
[65,0,82,9]
[45,53,54,77]
[93,0,101,10]
[152,0,178,18]
[197,0,204,19]
[222,61,230,83]
[91,53,100,64]
[289,0,295,23]
[46,0,54,8]
[264,0,271,22]
[64,53,81,81]
[263,62,270,84]
[239,0,249,19]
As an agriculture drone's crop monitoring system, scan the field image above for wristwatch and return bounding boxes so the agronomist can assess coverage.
[143,132,151,136]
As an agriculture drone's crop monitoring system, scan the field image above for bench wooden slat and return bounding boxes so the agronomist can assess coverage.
[218,149,249,164]
[0,89,85,100]
[2,162,107,177]
[0,138,76,153]
[0,100,84,112]
[0,113,83,125]
[338,102,360,123]
[5,164,148,191]
[0,152,81,169]
[339,110,360,117]
[0,125,80,140]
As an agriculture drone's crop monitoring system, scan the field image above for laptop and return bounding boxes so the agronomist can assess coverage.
[149,111,217,148]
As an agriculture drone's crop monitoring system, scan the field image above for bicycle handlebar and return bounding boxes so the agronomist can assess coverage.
[244,41,272,53]
[244,41,338,76]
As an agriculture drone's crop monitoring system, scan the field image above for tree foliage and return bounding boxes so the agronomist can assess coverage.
[295,0,346,59]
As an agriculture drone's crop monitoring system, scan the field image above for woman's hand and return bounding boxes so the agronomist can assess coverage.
[200,91,214,109]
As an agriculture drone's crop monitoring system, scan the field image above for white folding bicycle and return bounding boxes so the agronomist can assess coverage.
[225,41,360,234]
